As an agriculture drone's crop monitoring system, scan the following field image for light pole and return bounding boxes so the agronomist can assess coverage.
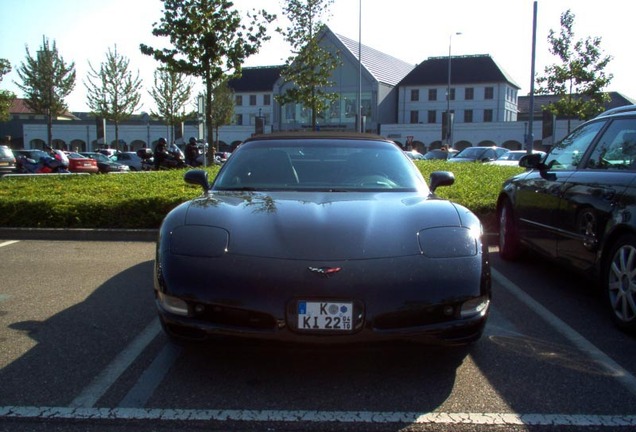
[446,31,462,148]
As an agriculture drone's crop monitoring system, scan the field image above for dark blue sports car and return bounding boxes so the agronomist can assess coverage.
[154,133,491,346]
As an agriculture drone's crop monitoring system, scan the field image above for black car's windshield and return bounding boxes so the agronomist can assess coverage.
[212,139,427,192]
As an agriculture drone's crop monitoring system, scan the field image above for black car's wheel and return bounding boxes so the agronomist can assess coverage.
[605,234,636,333]
[498,199,521,260]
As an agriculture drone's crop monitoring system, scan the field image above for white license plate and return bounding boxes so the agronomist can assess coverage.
[298,301,352,331]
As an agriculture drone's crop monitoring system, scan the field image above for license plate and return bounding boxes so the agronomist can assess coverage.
[297,301,352,331]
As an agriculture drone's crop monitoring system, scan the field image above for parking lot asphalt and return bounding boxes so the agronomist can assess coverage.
[0,227,158,242]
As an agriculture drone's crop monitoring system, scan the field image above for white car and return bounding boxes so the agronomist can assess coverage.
[111,152,149,171]
[486,150,546,166]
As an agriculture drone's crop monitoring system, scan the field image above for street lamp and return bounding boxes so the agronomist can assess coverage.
[446,31,462,148]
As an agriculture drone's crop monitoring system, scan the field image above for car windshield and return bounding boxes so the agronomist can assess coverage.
[455,147,486,159]
[212,139,426,192]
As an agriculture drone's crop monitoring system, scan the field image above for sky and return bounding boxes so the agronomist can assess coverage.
[1,0,635,113]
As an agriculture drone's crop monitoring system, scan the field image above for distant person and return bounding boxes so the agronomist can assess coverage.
[154,138,169,170]
[185,137,199,166]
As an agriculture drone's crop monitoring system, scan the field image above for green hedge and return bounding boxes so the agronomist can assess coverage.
[0,163,523,231]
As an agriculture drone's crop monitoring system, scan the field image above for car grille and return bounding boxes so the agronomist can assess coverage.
[193,304,277,330]
[373,305,457,330]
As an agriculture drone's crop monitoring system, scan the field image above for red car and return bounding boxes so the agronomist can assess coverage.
[65,152,99,174]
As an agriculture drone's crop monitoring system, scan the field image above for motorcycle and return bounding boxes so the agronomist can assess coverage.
[154,144,189,170]
[16,150,70,174]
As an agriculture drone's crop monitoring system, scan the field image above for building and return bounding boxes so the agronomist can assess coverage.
[1,25,633,153]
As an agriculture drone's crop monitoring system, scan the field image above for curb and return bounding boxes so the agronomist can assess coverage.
[0,228,158,242]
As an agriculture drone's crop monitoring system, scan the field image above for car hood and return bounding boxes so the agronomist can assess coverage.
[169,191,469,261]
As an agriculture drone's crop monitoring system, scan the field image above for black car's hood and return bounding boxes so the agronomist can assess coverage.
[177,191,465,260]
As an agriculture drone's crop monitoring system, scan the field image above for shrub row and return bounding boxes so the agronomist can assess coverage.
[0,162,524,232]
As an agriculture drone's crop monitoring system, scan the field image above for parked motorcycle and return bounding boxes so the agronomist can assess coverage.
[16,150,70,174]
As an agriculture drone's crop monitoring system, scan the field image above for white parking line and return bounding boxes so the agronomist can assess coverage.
[0,240,19,248]
[69,318,161,408]
[0,406,635,426]
[492,269,636,397]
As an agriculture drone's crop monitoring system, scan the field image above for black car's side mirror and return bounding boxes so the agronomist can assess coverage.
[184,169,211,191]
[519,153,544,169]
[429,171,455,193]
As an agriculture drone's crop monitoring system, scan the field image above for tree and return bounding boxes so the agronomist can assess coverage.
[149,66,194,144]
[15,36,76,147]
[276,0,340,131]
[536,9,613,130]
[140,0,275,151]
[0,59,16,123]
[208,78,234,152]
[85,46,143,151]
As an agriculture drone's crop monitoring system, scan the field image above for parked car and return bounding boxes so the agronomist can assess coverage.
[423,149,459,160]
[404,150,425,160]
[80,152,130,173]
[155,133,491,346]
[0,145,16,175]
[486,150,546,166]
[111,151,149,171]
[214,151,232,163]
[64,152,99,174]
[497,106,636,333]
[447,146,509,163]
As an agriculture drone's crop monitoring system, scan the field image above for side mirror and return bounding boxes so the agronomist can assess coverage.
[429,170,455,193]
[519,153,543,169]
[184,169,211,191]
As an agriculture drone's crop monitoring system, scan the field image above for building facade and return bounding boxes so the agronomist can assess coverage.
[1,26,634,153]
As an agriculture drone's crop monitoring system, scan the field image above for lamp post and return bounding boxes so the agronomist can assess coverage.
[446,31,462,148]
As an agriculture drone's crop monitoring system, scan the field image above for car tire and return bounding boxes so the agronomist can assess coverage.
[604,234,636,333]
[498,199,521,260]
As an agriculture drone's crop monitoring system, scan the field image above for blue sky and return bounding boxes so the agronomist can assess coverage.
[1,0,634,112]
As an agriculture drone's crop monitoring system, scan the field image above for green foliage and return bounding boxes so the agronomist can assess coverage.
[150,66,194,143]
[15,36,76,146]
[0,163,522,232]
[0,58,16,122]
[276,0,340,130]
[536,9,613,121]
[140,0,275,149]
[85,46,143,149]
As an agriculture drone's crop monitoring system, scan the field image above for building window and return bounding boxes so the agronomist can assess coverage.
[250,95,257,106]
[427,110,436,124]
[410,89,419,101]
[236,114,243,125]
[464,110,473,123]
[485,87,494,100]
[428,89,437,101]
[449,88,455,101]
[235,95,243,106]
[484,109,493,122]
[410,110,419,124]
[264,94,271,106]
[465,88,474,100]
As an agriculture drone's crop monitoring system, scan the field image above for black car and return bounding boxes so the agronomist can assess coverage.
[155,133,491,346]
[497,105,636,332]
[80,152,130,173]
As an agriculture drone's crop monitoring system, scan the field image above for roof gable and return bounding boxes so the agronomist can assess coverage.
[332,31,414,86]
[399,54,520,89]
[228,66,284,92]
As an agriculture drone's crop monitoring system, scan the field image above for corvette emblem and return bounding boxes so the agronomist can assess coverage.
[308,266,342,277]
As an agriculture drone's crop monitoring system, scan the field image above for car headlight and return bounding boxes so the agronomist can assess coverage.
[417,227,479,258]
[157,291,189,316]
[170,225,229,257]
[460,296,490,319]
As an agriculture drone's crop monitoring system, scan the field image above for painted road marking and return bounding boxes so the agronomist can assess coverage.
[0,240,19,248]
[492,269,636,397]
[0,407,634,426]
